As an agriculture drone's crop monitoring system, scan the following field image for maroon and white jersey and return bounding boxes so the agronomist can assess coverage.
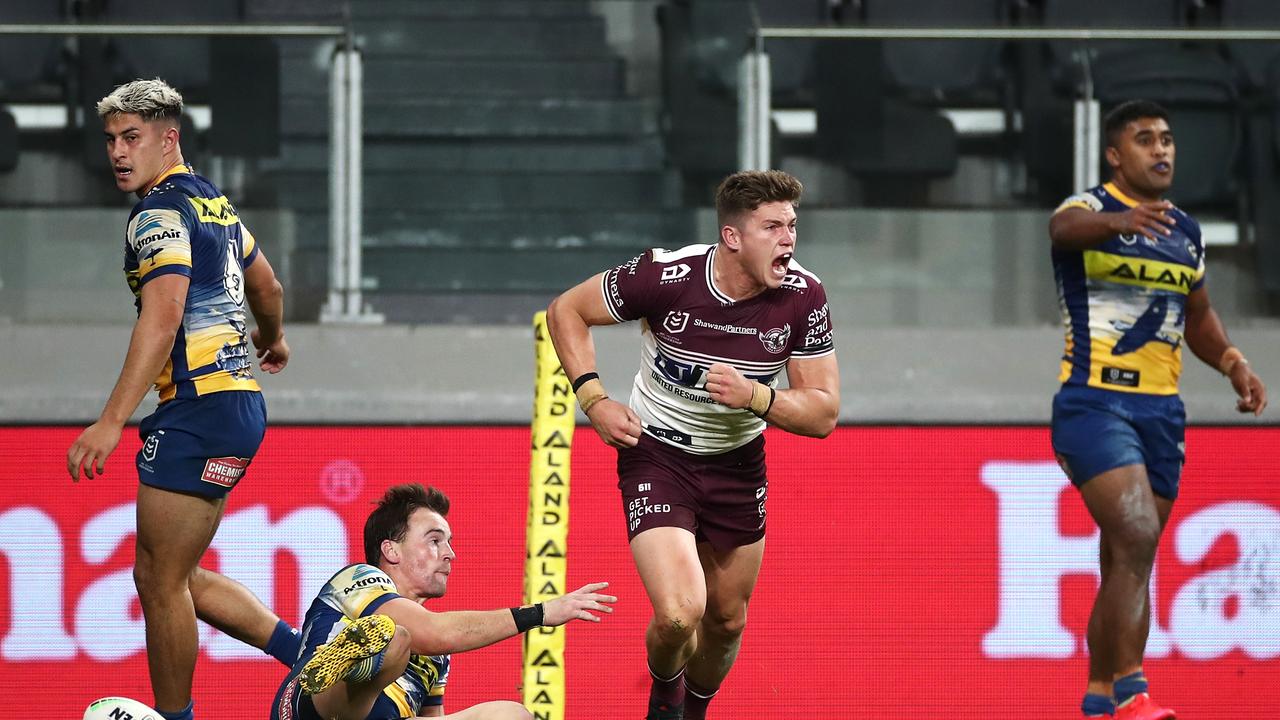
[601,243,835,454]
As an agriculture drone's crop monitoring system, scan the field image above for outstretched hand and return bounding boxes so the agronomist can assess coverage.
[1115,201,1175,242]
[541,582,617,626]
[1228,361,1268,416]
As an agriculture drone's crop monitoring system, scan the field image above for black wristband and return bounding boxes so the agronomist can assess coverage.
[510,603,544,633]
[571,372,600,393]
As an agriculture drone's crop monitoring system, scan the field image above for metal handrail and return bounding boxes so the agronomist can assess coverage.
[740,25,1280,196]
[0,21,376,322]
[757,27,1280,41]
[0,23,342,37]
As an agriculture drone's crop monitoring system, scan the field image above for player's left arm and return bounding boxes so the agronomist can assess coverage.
[1184,286,1267,415]
[243,248,289,373]
[66,273,189,480]
[705,353,840,437]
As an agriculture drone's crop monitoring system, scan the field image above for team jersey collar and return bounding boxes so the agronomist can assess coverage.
[1103,181,1142,209]
[705,245,738,305]
[144,162,193,194]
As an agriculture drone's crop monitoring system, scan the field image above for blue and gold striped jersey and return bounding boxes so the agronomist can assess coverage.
[1052,182,1206,395]
[123,164,260,402]
[299,564,449,716]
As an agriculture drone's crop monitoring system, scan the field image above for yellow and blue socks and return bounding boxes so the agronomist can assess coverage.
[157,700,194,720]
[1113,671,1149,707]
[1082,693,1115,717]
[265,619,303,667]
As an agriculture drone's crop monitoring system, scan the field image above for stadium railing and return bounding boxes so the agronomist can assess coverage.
[0,20,381,324]
[738,25,1280,246]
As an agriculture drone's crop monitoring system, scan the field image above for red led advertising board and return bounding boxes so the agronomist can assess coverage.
[0,426,1276,718]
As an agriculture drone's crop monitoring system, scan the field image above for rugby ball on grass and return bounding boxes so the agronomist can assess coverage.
[83,696,161,720]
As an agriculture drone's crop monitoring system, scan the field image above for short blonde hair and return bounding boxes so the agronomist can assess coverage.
[96,78,184,123]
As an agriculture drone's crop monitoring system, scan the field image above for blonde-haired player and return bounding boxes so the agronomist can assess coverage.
[67,78,297,720]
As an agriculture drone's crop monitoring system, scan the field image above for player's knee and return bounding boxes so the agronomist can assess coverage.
[469,700,532,720]
[132,556,182,601]
[652,608,701,646]
[1107,517,1161,573]
[490,701,533,720]
[702,603,749,640]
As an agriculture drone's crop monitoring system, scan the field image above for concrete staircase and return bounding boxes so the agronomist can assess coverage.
[252,0,688,323]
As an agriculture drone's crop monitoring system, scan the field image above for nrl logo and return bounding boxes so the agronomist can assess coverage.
[759,324,791,353]
[663,310,690,334]
[142,432,162,462]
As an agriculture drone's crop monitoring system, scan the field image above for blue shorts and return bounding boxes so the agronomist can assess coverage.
[270,665,413,720]
[1051,384,1186,500]
[136,390,267,499]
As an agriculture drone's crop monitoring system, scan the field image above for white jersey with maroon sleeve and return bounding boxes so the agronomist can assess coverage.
[600,243,834,455]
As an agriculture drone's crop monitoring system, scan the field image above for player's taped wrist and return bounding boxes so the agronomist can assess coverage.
[574,376,608,414]
[1218,346,1248,375]
[510,603,544,633]
[748,382,776,418]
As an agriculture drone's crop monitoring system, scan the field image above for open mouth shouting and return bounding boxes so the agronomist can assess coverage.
[772,252,793,279]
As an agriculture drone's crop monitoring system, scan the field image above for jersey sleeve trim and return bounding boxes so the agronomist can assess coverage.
[359,592,400,617]
[791,344,835,358]
[240,222,259,264]
[136,263,192,286]
[1053,192,1103,216]
[600,270,627,323]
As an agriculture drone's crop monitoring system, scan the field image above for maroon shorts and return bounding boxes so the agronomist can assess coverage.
[617,432,767,551]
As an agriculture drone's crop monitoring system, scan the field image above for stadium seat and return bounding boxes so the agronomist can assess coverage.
[1219,1,1280,292]
[209,38,281,158]
[102,0,242,94]
[0,108,18,172]
[756,0,826,107]
[1219,0,1280,91]
[859,0,1012,106]
[656,0,753,195]
[0,2,68,102]
[1018,0,1240,206]
[1090,47,1240,209]
[813,39,958,186]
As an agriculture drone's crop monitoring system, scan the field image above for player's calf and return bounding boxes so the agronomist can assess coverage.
[301,614,397,695]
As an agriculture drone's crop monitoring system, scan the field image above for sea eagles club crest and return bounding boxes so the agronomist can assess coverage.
[759,324,791,353]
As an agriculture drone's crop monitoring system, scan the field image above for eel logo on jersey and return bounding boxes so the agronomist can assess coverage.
[758,324,791,354]
[141,432,161,462]
[663,310,690,334]
[660,264,692,283]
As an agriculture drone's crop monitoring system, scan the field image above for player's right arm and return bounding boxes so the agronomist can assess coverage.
[374,582,616,656]
[1049,202,1175,250]
[243,248,288,373]
[546,274,642,448]
[67,273,189,481]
